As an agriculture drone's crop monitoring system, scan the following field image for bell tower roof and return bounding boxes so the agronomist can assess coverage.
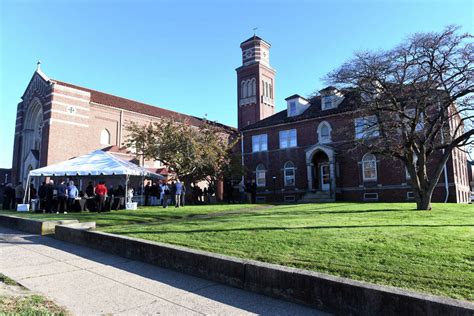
[240,35,271,47]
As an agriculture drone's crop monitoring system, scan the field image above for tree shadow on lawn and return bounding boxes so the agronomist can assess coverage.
[0,227,321,315]
[115,223,474,235]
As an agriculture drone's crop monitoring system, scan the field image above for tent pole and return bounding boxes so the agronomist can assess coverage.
[125,175,129,204]
[141,175,144,206]
[23,175,31,204]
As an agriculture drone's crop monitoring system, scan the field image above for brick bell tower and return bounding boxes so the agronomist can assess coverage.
[236,35,276,130]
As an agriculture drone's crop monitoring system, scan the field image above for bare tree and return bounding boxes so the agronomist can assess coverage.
[326,26,473,210]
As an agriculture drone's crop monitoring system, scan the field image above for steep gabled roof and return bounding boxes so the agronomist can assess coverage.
[241,91,360,131]
[50,78,236,131]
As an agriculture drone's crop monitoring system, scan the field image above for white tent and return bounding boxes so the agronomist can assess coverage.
[25,150,164,204]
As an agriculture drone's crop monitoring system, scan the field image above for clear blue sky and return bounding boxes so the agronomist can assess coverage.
[0,0,472,168]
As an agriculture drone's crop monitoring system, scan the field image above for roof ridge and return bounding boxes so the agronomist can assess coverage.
[51,78,201,122]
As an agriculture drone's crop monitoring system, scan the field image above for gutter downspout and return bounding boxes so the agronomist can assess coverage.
[439,100,449,203]
[440,131,449,203]
[241,132,245,184]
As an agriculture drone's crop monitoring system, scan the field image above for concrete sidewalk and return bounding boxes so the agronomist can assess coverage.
[0,226,327,315]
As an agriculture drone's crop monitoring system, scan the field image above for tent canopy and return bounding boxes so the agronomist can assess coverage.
[28,150,164,179]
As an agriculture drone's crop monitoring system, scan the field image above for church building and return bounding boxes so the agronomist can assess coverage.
[11,63,229,187]
[237,36,471,203]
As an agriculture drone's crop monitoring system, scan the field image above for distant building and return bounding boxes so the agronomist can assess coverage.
[237,36,471,203]
[11,63,232,194]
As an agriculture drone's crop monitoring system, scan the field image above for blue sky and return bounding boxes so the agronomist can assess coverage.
[0,0,472,168]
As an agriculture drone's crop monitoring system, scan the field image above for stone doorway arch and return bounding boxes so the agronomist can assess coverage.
[305,144,336,197]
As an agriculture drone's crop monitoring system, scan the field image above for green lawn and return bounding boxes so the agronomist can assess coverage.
[1,202,473,301]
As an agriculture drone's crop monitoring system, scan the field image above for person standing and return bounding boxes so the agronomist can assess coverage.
[250,180,257,204]
[45,180,55,213]
[239,180,246,204]
[162,182,170,208]
[57,180,68,214]
[175,179,183,208]
[169,181,176,206]
[38,182,46,212]
[3,183,14,210]
[181,183,186,207]
[67,181,78,212]
[94,181,108,213]
[14,182,25,208]
[85,182,94,197]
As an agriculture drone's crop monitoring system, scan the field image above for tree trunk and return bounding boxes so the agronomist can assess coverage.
[415,189,433,210]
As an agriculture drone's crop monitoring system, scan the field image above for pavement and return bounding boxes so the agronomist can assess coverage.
[0,226,328,315]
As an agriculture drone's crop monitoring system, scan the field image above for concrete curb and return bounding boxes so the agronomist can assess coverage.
[54,224,474,316]
[0,214,78,235]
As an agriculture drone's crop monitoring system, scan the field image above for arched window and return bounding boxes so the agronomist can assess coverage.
[251,78,256,96]
[246,80,251,98]
[241,81,246,98]
[317,121,332,143]
[256,164,266,187]
[100,129,111,145]
[284,161,295,186]
[362,153,377,181]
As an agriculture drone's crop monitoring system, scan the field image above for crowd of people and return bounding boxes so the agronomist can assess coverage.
[2,177,261,212]
[1,180,130,213]
[144,179,185,208]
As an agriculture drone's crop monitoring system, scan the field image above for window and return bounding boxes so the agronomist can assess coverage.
[407,192,415,200]
[284,161,295,186]
[405,109,424,132]
[251,79,256,96]
[284,195,296,202]
[289,102,297,116]
[322,96,333,110]
[252,134,268,152]
[100,129,111,145]
[317,121,332,143]
[406,154,418,180]
[362,153,377,181]
[256,164,266,187]
[364,193,379,201]
[355,116,379,139]
[279,129,297,149]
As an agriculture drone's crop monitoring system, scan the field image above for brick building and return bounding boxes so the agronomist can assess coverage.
[11,63,231,191]
[237,36,471,203]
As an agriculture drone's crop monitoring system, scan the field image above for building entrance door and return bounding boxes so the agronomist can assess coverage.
[320,164,330,191]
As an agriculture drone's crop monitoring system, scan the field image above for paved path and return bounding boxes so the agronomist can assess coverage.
[0,227,327,315]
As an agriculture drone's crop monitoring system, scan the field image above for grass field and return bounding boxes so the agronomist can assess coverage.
[1,202,473,301]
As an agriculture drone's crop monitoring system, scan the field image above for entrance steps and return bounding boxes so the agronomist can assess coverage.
[300,191,335,203]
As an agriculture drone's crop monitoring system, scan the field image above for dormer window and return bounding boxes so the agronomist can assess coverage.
[285,94,310,117]
[289,102,296,116]
[319,86,344,111]
[322,96,334,110]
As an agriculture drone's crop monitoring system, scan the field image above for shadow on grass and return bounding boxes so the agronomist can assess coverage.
[113,223,474,235]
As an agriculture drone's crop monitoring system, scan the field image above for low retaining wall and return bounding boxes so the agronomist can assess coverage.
[54,224,474,316]
[0,215,78,235]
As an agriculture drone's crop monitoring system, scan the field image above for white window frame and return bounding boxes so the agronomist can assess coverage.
[355,116,379,139]
[279,129,297,149]
[256,164,266,187]
[322,96,334,110]
[252,134,268,152]
[317,121,332,144]
[283,161,295,186]
[100,129,111,145]
[363,193,379,201]
[362,153,377,181]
